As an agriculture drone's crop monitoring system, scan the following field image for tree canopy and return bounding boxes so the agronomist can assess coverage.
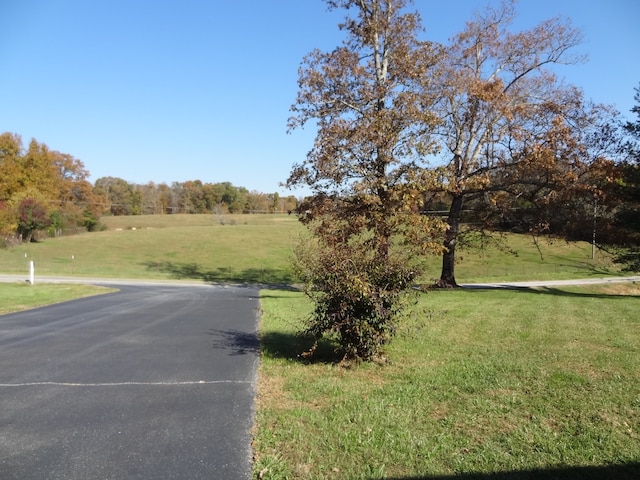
[94,178,298,216]
[610,84,640,270]
[0,133,104,241]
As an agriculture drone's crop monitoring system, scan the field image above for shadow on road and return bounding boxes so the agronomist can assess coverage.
[208,328,260,356]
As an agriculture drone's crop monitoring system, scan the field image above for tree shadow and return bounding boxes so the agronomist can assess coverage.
[140,260,296,286]
[529,285,639,299]
[460,284,640,299]
[260,330,340,364]
[547,255,622,277]
[376,462,640,479]
[208,328,260,356]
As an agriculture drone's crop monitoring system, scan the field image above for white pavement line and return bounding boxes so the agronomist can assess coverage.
[0,380,251,387]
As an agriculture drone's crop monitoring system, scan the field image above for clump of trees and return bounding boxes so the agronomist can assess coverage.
[0,133,105,242]
[287,0,634,361]
[94,178,298,215]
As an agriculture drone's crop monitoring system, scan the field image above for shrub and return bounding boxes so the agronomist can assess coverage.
[294,234,416,362]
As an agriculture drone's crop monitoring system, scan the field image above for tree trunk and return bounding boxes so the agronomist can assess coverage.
[436,194,465,288]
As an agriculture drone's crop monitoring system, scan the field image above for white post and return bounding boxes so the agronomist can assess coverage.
[29,260,35,285]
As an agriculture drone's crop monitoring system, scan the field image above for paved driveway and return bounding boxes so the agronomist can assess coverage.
[0,284,260,479]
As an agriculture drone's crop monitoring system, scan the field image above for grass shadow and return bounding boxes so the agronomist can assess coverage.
[260,330,340,364]
[377,461,640,479]
[529,285,640,299]
[140,260,296,285]
[459,285,640,299]
[547,255,622,277]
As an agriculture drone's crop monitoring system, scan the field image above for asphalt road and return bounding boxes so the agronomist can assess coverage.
[0,283,260,479]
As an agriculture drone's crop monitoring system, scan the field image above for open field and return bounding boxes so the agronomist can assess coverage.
[0,214,628,285]
[0,214,301,284]
[254,283,640,479]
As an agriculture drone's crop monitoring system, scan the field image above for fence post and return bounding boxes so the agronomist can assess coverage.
[29,260,35,285]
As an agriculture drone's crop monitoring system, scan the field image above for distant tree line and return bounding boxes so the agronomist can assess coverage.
[93,177,298,216]
[0,131,298,243]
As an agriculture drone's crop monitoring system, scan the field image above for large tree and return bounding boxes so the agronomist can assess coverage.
[286,0,445,360]
[611,84,640,270]
[426,0,608,287]
[0,133,24,203]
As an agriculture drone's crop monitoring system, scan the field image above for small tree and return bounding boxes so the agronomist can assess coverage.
[17,198,50,243]
[287,0,445,361]
[294,222,416,360]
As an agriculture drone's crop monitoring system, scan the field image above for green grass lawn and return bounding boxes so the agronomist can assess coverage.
[0,214,627,285]
[254,283,640,479]
[417,230,622,284]
[0,214,301,284]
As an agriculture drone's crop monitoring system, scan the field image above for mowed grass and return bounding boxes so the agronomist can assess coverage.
[418,231,621,284]
[254,283,640,479]
[0,282,115,315]
[0,214,302,284]
[0,214,627,285]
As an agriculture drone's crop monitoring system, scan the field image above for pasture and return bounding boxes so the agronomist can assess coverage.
[0,214,301,284]
[0,213,626,285]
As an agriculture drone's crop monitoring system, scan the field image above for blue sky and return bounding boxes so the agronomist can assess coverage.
[2,0,638,197]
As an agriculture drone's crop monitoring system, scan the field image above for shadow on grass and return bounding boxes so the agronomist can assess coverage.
[141,260,296,285]
[548,256,622,277]
[377,462,640,480]
[459,285,640,299]
[260,330,339,364]
[527,285,639,299]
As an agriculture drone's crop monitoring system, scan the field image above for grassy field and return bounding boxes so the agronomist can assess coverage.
[0,214,301,284]
[254,283,640,479]
[0,214,627,285]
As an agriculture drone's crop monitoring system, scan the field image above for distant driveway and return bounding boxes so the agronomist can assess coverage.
[0,283,260,479]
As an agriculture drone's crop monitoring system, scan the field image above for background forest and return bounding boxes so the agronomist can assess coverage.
[0,131,298,245]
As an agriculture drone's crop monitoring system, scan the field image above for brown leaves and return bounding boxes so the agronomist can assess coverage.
[288,0,440,198]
